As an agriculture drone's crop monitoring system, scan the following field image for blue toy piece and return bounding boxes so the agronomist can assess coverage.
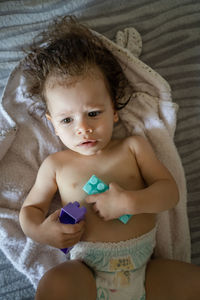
[59,201,86,254]
[83,175,132,224]
[118,214,132,224]
[83,175,109,195]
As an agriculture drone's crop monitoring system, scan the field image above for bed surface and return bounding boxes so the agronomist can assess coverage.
[0,0,200,299]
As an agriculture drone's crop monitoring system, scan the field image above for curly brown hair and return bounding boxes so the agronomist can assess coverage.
[23,16,131,112]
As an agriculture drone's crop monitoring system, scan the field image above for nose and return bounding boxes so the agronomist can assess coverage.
[76,119,93,135]
[76,128,93,135]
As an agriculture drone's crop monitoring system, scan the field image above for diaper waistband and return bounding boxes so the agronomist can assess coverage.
[70,227,157,271]
[74,226,156,251]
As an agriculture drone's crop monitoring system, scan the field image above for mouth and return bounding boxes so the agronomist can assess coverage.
[78,140,97,147]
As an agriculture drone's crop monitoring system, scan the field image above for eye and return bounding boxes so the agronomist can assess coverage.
[88,111,101,117]
[61,117,72,124]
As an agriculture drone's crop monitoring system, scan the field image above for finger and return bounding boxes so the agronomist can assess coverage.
[75,220,85,231]
[61,226,85,247]
[49,209,61,221]
[63,229,84,241]
[109,182,122,191]
[62,235,83,248]
[109,182,117,190]
[60,220,85,234]
[103,215,110,221]
[85,195,97,204]
[92,204,103,218]
[92,203,99,213]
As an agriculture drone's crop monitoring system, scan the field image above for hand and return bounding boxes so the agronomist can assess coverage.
[86,182,126,221]
[38,209,85,249]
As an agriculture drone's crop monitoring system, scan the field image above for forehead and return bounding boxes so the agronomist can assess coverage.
[45,68,112,113]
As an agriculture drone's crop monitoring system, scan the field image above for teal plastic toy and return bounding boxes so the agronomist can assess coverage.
[83,175,132,224]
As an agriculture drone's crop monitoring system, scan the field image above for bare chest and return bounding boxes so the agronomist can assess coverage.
[56,146,144,205]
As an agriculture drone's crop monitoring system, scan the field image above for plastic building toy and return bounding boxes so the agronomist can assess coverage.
[83,174,109,195]
[118,214,132,224]
[83,175,132,224]
[59,201,87,254]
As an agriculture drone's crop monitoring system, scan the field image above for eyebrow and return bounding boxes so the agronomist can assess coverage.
[55,112,72,117]
[54,105,106,117]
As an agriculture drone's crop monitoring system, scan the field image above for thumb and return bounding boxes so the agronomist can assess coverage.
[109,182,122,191]
[50,209,61,221]
[109,182,118,188]
[86,195,96,204]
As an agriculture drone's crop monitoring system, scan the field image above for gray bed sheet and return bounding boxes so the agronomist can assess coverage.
[0,0,200,299]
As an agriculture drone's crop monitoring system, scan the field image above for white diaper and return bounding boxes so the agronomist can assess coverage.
[70,227,156,300]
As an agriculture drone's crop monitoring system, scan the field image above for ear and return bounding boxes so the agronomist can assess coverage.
[45,113,59,136]
[114,111,119,123]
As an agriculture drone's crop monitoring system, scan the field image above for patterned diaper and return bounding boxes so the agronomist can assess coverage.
[70,227,156,300]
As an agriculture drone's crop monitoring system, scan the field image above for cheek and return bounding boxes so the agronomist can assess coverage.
[57,127,70,137]
[53,124,70,140]
[98,119,114,136]
[55,129,73,148]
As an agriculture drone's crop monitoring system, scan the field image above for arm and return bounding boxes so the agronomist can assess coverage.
[19,155,85,248]
[123,135,179,214]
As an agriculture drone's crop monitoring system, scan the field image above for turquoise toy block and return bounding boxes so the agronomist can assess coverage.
[83,175,109,195]
[119,214,132,224]
[83,175,132,224]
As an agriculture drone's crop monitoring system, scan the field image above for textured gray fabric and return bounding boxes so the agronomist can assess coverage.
[0,0,200,299]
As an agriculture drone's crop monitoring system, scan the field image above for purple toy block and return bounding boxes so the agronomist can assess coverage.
[59,201,86,254]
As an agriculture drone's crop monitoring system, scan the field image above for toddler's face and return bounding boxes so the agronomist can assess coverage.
[45,70,118,156]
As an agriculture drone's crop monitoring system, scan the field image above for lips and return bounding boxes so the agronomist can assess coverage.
[78,140,97,147]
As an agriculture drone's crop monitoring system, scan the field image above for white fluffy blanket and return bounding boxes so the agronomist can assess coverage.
[0,27,191,288]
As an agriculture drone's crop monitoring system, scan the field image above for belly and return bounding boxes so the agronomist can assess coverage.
[81,203,156,243]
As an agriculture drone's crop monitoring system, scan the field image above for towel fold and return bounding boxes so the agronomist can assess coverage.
[0,27,191,288]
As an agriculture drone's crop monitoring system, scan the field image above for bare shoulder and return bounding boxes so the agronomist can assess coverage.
[124,135,160,167]
[37,150,70,177]
[44,149,71,166]
[124,135,175,185]
[124,135,150,152]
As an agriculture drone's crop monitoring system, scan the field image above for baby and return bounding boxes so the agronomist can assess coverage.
[19,16,179,300]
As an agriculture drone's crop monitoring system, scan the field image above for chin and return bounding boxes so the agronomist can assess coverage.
[79,150,99,156]
[77,147,103,156]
